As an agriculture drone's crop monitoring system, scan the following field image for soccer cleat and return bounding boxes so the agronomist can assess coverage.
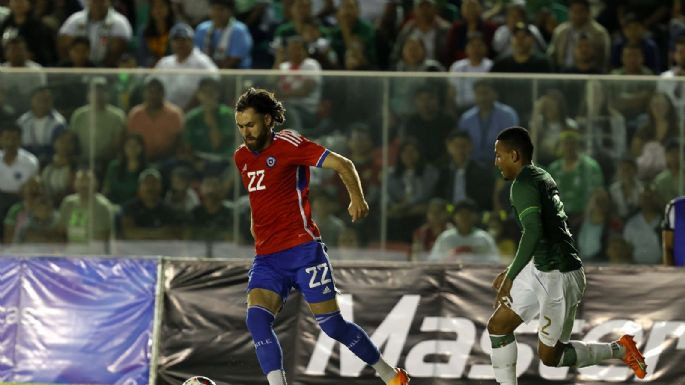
[388,368,410,385]
[618,335,647,379]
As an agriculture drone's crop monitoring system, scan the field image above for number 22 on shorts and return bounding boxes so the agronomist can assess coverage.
[305,263,331,288]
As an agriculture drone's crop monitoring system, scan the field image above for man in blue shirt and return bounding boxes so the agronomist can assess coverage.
[458,80,519,166]
[194,0,253,68]
[663,196,685,266]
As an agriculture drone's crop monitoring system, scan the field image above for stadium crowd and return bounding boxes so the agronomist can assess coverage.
[0,0,683,265]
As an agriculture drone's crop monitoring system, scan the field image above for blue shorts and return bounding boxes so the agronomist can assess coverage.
[247,240,337,305]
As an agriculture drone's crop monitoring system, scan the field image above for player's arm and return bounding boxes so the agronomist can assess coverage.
[506,181,543,281]
[321,151,368,222]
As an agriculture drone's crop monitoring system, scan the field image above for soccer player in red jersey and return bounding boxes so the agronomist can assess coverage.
[234,88,410,385]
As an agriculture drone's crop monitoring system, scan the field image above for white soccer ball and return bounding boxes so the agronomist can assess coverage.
[182,376,216,385]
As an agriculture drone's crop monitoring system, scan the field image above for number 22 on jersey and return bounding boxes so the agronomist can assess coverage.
[247,170,266,192]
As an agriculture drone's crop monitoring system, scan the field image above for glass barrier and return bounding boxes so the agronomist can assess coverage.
[0,69,682,265]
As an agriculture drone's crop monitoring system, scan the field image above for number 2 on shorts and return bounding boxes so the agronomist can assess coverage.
[305,263,331,288]
[541,316,552,336]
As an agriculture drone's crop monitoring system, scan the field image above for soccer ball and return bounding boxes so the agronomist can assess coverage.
[182,376,216,385]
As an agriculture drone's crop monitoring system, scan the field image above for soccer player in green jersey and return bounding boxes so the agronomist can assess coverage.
[487,127,647,384]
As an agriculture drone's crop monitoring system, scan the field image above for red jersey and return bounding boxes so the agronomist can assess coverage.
[234,129,331,255]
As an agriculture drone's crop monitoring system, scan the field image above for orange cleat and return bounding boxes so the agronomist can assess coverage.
[388,368,410,385]
[618,335,647,379]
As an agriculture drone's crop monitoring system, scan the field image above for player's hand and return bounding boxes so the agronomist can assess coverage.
[348,199,369,223]
[492,270,507,290]
[494,276,513,309]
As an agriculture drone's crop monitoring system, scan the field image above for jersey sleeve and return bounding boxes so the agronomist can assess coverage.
[285,132,330,167]
[506,179,543,280]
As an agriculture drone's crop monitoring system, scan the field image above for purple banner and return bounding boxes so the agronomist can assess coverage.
[0,256,158,385]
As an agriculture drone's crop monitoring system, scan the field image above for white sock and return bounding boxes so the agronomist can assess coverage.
[266,370,286,385]
[371,356,396,384]
[490,336,517,385]
[570,341,621,368]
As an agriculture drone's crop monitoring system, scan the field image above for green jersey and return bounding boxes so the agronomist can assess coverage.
[506,165,582,280]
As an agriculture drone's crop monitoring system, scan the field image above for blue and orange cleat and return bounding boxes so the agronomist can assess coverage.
[388,368,410,385]
[618,335,647,379]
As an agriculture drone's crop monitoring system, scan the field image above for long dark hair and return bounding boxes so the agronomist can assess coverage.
[144,0,175,38]
[117,133,147,178]
[642,91,678,143]
[235,87,286,127]
[392,137,426,178]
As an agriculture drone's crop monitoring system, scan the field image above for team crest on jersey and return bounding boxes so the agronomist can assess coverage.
[266,156,277,168]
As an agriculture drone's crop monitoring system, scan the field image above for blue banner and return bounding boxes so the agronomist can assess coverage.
[0,256,158,385]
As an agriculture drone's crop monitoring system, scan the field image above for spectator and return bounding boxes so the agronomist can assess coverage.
[187,171,237,242]
[0,6,8,25]
[164,165,199,217]
[576,79,627,177]
[610,13,661,74]
[0,123,38,195]
[610,43,654,76]
[654,141,684,204]
[69,77,126,167]
[311,189,345,247]
[529,90,577,166]
[194,0,253,69]
[120,168,179,240]
[155,23,219,110]
[394,35,445,72]
[445,0,497,63]
[659,36,685,110]
[387,138,440,242]
[609,156,644,220]
[0,0,56,66]
[483,209,518,263]
[16,86,66,164]
[490,21,552,123]
[547,0,610,73]
[342,39,371,70]
[137,0,175,67]
[331,0,376,68]
[492,3,546,58]
[272,0,325,51]
[41,130,78,205]
[438,130,495,212]
[457,80,519,166]
[0,36,46,114]
[300,20,338,70]
[428,199,499,263]
[491,22,552,73]
[448,31,493,111]
[606,234,634,264]
[2,175,44,244]
[171,0,209,27]
[411,198,453,261]
[576,188,613,261]
[13,192,62,244]
[127,77,184,162]
[631,92,677,180]
[275,36,323,133]
[0,88,14,122]
[390,0,450,67]
[103,133,146,206]
[57,36,96,67]
[400,86,453,165]
[546,130,604,224]
[183,77,235,158]
[561,32,602,74]
[59,168,114,243]
[623,187,663,264]
[58,0,133,67]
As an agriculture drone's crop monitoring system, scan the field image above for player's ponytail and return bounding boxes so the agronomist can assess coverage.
[235,87,287,126]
